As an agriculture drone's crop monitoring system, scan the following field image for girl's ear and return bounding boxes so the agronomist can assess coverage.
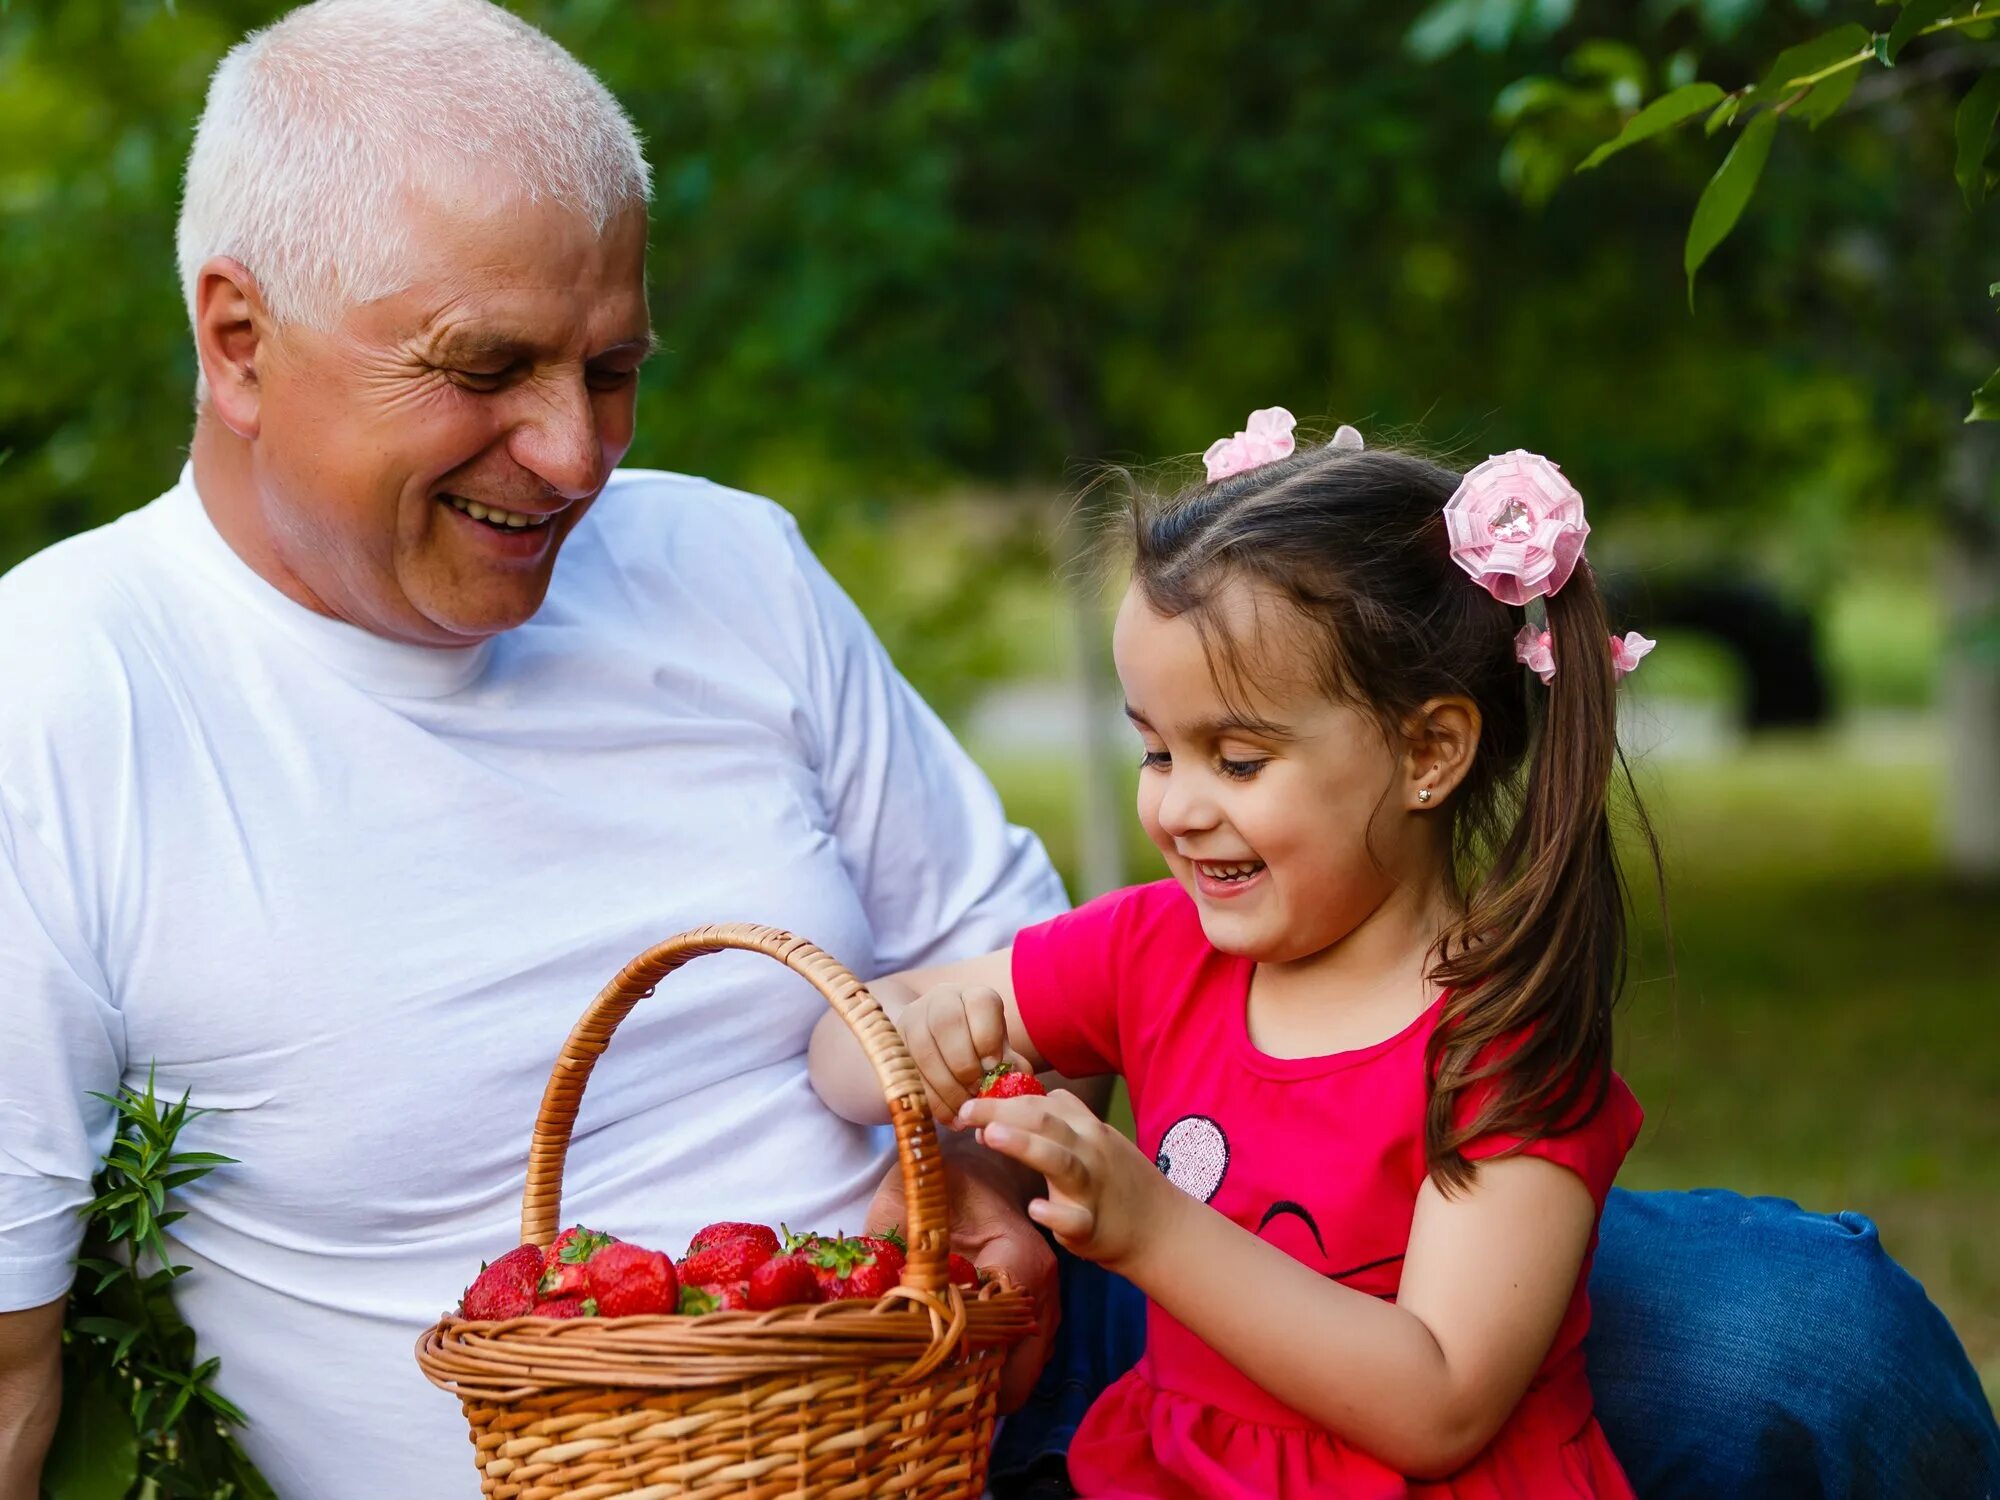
[1402,696,1481,810]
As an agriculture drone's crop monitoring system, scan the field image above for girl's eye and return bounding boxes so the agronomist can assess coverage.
[1218,757,1266,780]
[1139,749,1171,771]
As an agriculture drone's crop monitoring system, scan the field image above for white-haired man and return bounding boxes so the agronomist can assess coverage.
[6,4,2000,1499]
[0,2,1070,1494]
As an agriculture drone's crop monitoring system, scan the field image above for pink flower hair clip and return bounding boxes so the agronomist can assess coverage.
[1513,626,1657,686]
[1203,407,1297,483]
[1444,450,1590,607]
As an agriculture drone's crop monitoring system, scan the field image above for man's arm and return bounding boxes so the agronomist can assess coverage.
[0,1299,64,1494]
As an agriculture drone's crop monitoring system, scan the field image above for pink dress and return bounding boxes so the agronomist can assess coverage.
[1011,880,1642,1500]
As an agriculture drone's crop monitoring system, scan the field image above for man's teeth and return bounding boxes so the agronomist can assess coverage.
[442,495,550,529]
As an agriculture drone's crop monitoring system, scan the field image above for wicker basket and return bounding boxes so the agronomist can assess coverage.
[417,924,1038,1498]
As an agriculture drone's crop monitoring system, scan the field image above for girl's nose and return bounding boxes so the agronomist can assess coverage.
[1156,770,1221,838]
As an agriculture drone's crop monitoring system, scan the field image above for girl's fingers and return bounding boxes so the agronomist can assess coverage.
[1027,1197,1095,1244]
[976,1120,1089,1197]
[929,993,988,1094]
[964,988,1010,1069]
[903,1013,972,1117]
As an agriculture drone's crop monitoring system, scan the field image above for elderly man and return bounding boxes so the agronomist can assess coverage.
[2,2,1996,1498]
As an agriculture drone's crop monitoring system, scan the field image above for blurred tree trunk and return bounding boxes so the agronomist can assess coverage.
[1941,426,2000,880]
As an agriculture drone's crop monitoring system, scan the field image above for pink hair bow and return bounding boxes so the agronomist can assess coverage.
[1203,407,1297,483]
[1513,626,1657,685]
[1444,450,1590,607]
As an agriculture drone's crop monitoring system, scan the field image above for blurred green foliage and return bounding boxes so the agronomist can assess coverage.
[2,0,1991,712]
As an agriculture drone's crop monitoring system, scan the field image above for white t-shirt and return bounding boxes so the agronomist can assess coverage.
[0,465,1066,1498]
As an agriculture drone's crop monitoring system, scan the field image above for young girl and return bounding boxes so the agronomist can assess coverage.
[809,411,1656,1497]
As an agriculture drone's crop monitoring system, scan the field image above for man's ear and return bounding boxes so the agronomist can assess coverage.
[193,257,271,439]
[1402,695,1481,811]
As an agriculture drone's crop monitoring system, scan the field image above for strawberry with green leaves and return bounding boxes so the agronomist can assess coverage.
[746,1253,819,1310]
[543,1225,616,1273]
[807,1234,899,1302]
[679,1282,751,1314]
[584,1242,678,1317]
[977,1062,1046,1100]
[460,1244,543,1320]
[532,1297,597,1318]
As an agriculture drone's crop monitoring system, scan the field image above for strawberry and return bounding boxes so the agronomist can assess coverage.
[977,1062,1046,1099]
[679,1235,776,1287]
[679,1282,750,1314]
[855,1235,906,1277]
[807,1235,899,1302]
[778,1223,824,1254]
[584,1242,678,1317]
[947,1253,979,1289]
[460,1244,542,1320]
[746,1253,819,1310]
[538,1260,591,1299]
[687,1222,780,1257]
[543,1225,616,1273]
[532,1297,597,1319]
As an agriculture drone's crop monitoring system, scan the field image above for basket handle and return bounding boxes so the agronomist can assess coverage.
[520,924,951,1294]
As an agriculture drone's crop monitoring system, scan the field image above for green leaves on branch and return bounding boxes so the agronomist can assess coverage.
[1575,83,1723,171]
[1968,367,2000,423]
[1742,24,1871,127]
[1885,0,1963,66]
[45,1068,273,1500]
[1955,70,2000,209]
[1685,111,1778,303]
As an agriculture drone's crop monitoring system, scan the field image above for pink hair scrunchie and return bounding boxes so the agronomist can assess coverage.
[1443,450,1590,607]
[1203,407,1297,483]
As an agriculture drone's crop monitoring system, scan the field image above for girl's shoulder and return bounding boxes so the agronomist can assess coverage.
[1024,877,1210,968]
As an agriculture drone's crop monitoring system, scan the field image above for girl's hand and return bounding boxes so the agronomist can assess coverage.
[898,982,1031,1121]
[958,1089,1173,1273]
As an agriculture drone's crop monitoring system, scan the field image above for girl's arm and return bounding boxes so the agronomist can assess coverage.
[807,948,1049,1124]
[959,1091,1595,1478]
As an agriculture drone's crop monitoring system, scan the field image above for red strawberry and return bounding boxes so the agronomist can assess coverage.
[679,1282,750,1314]
[746,1253,820,1310]
[977,1062,1046,1099]
[778,1223,824,1254]
[543,1225,616,1272]
[687,1222,780,1257]
[856,1235,906,1277]
[947,1253,979,1289]
[584,1242,678,1317]
[539,1260,590,1299]
[532,1297,596,1319]
[679,1235,776,1286]
[807,1235,899,1302]
[460,1244,542,1320]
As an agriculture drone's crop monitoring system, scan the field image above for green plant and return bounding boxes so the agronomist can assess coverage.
[40,1069,273,1500]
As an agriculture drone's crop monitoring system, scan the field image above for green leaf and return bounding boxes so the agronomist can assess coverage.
[1706,94,1745,135]
[41,1367,138,1500]
[1886,0,1960,63]
[1686,109,1780,303]
[1966,365,2000,421]
[1955,70,2000,207]
[1577,82,1725,170]
[1795,61,1862,128]
[1745,25,1871,112]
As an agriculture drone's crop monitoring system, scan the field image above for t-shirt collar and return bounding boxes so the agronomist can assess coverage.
[164,463,496,699]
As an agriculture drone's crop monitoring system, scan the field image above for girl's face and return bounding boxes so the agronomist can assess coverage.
[1113,579,1440,966]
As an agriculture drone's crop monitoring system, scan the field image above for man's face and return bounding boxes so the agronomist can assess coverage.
[246,178,652,645]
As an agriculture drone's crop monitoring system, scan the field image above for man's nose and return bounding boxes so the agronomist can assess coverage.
[507,374,605,501]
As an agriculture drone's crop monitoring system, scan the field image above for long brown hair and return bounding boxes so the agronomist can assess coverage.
[1118,438,1659,1189]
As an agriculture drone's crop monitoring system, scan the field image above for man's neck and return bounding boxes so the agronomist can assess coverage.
[190,416,337,620]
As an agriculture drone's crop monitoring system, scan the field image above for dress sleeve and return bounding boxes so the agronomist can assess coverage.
[1456,1058,1643,1211]
[0,789,124,1312]
[1011,881,1191,1081]
[777,513,1070,970]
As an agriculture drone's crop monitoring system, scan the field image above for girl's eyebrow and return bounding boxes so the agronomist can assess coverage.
[1124,704,1295,742]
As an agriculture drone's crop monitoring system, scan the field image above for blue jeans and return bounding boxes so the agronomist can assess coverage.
[992,1188,2000,1498]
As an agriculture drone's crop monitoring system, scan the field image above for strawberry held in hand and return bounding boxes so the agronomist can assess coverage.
[977,1061,1045,1100]
[584,1242,679,1317]
[460,1244,543,1320]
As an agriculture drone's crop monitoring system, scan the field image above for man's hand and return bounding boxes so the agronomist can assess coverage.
[867,1135,1058,1412]
[0,1298,63,1495]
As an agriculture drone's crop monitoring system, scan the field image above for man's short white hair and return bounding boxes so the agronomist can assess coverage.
[176,0,650,332]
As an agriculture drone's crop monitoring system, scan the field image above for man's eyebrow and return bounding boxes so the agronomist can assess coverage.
[430,330,659,363]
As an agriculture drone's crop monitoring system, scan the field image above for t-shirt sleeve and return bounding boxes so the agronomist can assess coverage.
[0,790,123,1312]
[1011,882,1185,1080]
[777,516,1069,972]
[1457,1062,1643,1211]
